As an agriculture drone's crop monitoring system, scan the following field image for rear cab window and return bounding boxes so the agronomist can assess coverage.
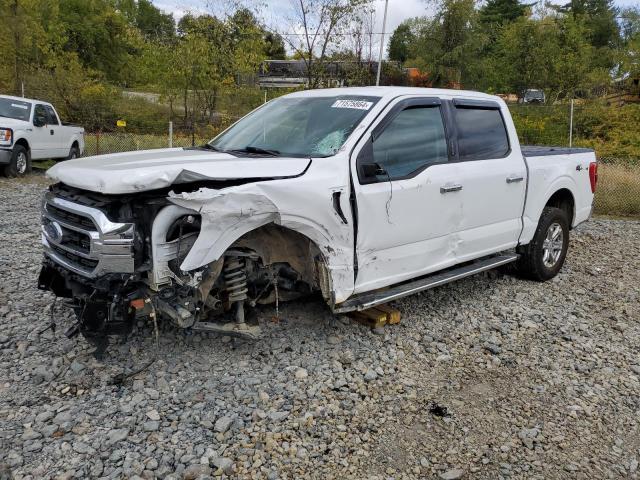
[44,105,59,125]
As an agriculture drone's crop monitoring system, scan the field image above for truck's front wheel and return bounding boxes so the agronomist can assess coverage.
[517,207,569,281]
[5,145,31,178]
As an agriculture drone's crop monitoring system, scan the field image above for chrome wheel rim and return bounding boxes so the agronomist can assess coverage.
[542,222,564,268]
[16,152,27,174]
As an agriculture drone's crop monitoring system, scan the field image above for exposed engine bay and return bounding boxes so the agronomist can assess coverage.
[38,183,329,353]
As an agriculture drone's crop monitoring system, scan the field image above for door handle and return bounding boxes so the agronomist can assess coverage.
[440,184,463,194]
[50,129,55,135]
[506,175,524,183]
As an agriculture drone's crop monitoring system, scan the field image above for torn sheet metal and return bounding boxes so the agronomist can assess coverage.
[168,158,355,304]
[46,148,311,194]
[169,190,282,271]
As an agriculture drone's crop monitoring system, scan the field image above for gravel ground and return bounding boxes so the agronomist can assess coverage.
[1,176,639,480]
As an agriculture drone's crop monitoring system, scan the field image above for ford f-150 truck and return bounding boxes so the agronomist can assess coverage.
[0,95,84,177]
[37,87,597,351]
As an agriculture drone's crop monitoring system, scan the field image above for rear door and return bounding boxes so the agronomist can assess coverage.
[30,104,52,159]
[449,99,527,260]
[351,96,464,294]
[44,104,66,157]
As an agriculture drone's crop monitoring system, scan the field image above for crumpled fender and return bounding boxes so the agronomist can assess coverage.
[168,174,354,303]
[169,190,281,270]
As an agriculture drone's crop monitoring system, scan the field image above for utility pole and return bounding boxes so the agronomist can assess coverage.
[569,99,574,148]
[369,10,373,65]
[375,0,389,87]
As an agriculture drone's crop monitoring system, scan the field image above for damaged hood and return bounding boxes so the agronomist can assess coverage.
[46,147,311,194]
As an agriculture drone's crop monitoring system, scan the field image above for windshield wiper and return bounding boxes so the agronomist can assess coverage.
[198,143,225,152]
[230,146,281,156]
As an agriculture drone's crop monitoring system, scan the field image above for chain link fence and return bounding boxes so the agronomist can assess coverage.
[510,102,640,217]
[83,116,242,157]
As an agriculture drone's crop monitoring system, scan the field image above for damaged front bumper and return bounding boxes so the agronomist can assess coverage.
[41,192,136,278]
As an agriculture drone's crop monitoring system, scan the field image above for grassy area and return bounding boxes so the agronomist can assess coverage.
[594,163,640,217]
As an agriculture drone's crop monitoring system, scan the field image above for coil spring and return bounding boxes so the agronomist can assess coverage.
[224,256,248,303]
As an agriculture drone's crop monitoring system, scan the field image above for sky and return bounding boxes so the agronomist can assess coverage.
[152,0,639,55]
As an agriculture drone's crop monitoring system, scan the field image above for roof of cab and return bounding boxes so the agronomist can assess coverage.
[286,86,501,102]
[0,94,51,105]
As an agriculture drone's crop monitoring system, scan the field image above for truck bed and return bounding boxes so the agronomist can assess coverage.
[522,146,594,158]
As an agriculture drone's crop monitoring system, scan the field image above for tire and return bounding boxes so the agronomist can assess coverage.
[4,145,31,178]
[516,206,570,281]
[66,145,80,160]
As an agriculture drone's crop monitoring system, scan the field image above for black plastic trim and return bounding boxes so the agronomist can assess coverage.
[332,191,348,224]
[371,97,441,141]
[452,98,502,109]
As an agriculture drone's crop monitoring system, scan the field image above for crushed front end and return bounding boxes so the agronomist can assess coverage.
[37,183,323,351]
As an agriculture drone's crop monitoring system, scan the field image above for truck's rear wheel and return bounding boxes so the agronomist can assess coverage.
[4,145,31,178]
[517,207,569,281]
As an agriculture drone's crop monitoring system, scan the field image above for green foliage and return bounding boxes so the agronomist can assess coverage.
[58,0,140,84]
[404,0,486,87]
[480,0,529,26]
[510,103,640,159]
[388,22,414,63]
[391,0,629,100]
[117,0,175,43]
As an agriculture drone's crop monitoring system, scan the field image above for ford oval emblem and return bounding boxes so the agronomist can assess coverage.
[44,219,64,243]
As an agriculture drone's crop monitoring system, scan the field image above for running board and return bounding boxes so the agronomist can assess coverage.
[334,254,519,313]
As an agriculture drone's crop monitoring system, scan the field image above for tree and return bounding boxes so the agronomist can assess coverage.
[264,32,286,59]
[489,14,605,99]
[556,0,619,49]
[406,0,486,87]
[479,0,529,26]
[118,0,175,43]
[388,22,415,64]
[281,0,371,88]
[59,0,139,84]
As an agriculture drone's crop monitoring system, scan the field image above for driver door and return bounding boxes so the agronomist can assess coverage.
[351,97,463,294]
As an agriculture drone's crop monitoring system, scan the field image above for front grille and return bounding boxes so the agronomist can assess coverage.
[41,192,135,277]
[46,204,95,230]
[60,228,91,253]
[51,244,99,269]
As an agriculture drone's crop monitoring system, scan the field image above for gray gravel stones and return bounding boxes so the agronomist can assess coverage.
[1,176,640,479]
[440,468,465,479]
[106,428,129,445]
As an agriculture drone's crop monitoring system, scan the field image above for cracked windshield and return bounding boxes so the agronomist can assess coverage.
[209,95,379,157]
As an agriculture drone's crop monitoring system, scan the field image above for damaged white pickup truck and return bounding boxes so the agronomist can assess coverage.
[38,87,598,351]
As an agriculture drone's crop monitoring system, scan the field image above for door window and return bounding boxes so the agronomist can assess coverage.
[34,105,47,126]
[372,106,448,180]
[44,105,59,125]
[454,107,509,160]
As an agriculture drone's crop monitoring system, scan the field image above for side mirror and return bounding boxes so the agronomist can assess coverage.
[33,116,46,127]
[361,162,387,178]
